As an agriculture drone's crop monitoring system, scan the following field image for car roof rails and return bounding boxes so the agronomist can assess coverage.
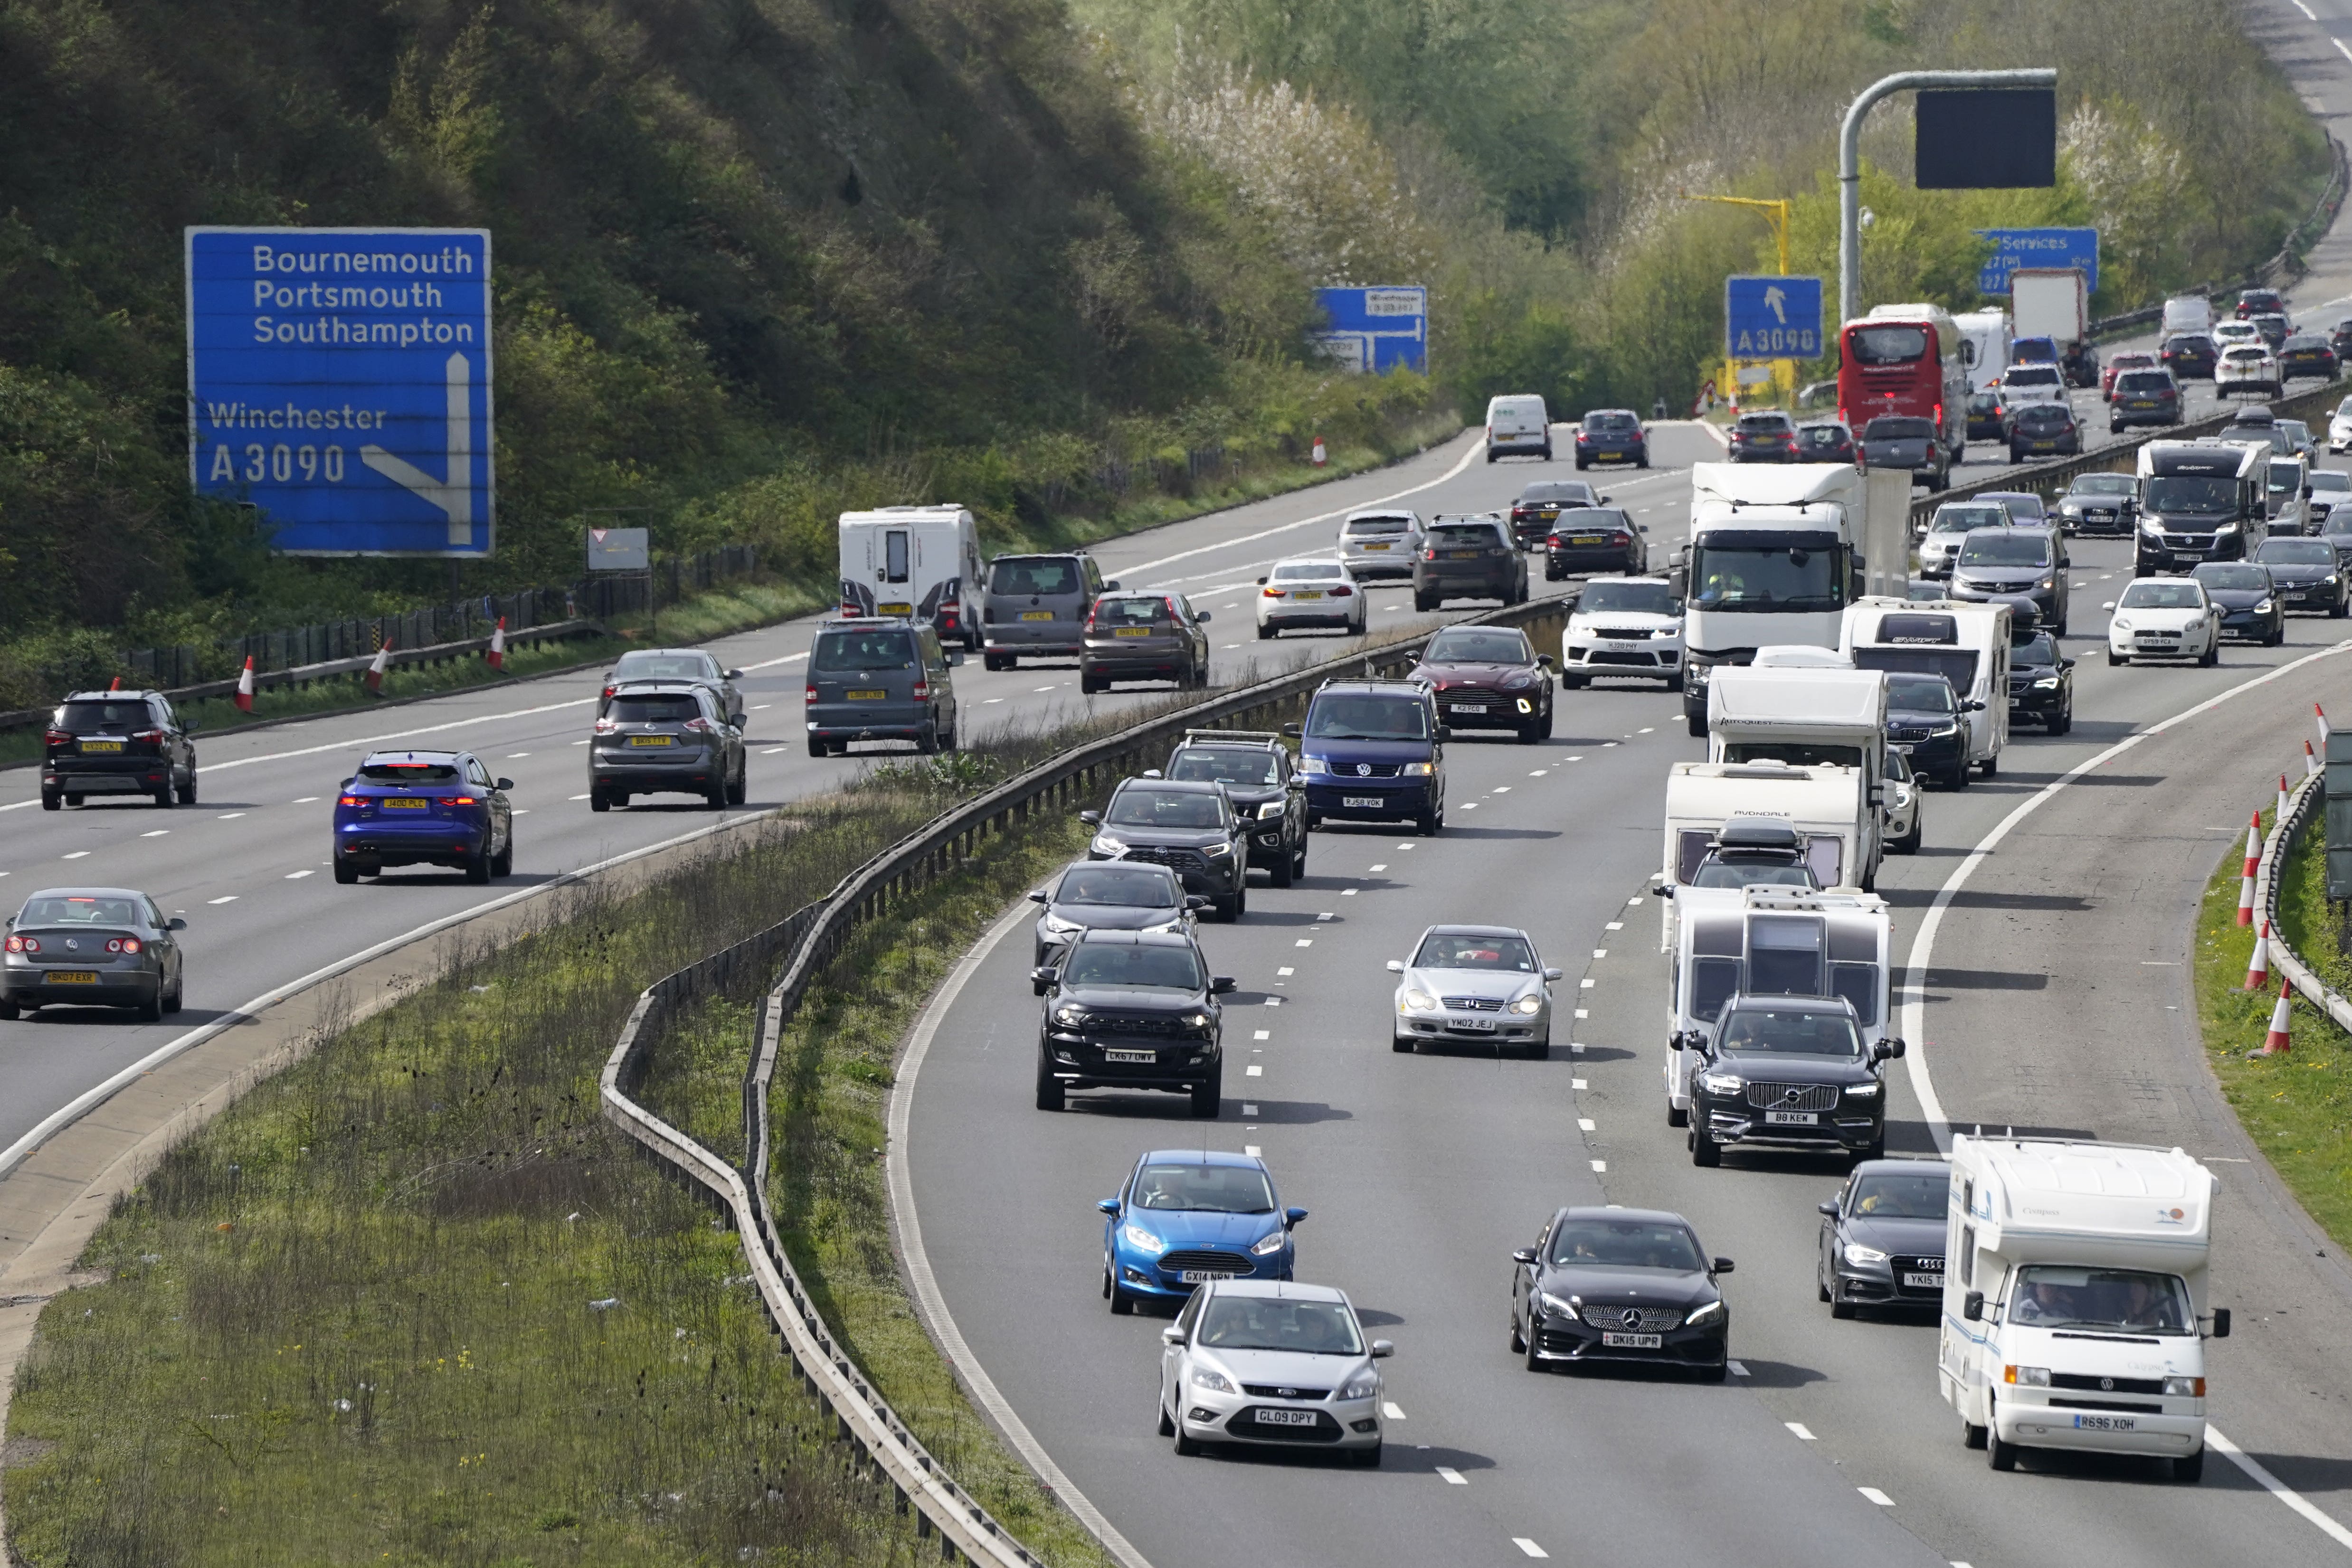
[1177,728,1284,747]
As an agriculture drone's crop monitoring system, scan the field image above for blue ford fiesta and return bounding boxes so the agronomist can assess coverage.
[1099,1150,1306,1314]
[332,749,514,885]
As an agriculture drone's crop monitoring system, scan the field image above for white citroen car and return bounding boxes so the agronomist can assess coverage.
[1160,1279,1390,1464]
[1562,576,1684,689]
[1387,924,1560,1058]
[2105,578,2221,667]
[1255,557,1367,638]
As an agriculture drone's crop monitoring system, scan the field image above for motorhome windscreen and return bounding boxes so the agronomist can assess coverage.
[1852,647,1977,692]
[2008,1267,2194,1335]
[1688,532,1844,613]
[1720,743,1865,768]
[2143,476,2237,514]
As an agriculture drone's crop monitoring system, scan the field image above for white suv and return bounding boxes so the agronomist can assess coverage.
[1562,576,1684,689]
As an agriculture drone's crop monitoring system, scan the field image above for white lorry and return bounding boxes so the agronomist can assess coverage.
[1842,598,2010,786]
[1953,309,2011,394]
[1662,759,1882,898]
[2011,267,2094,388]
[1661,884,1891,1128]
[1679,463,1912,736]
[1940,1135,2228,1481]
[838,505,985,651]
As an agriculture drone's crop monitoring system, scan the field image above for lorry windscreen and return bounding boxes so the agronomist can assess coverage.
[1853,648,1977,693]
[1719,742,1865,768]
[2008,1267,2193,1334]
[1688,534,1844,613]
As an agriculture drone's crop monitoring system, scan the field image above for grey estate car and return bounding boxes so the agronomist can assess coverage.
[1413,515,1528,611]
[590,681,747,810]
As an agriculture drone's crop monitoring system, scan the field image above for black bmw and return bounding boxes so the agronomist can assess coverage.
[1817,1159,1953,1317]
[1509,1207,1733,1379]
[1683,995,1903,1167]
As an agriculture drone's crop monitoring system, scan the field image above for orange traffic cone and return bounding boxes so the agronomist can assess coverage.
[487,616,507,671]
[2237,815,2260,926]
[2246,920,2271,990]
[2307,739,2322,779]
[365,639,393,695]
[107,676,122,691]
[233,656,255,714]
[2318,702,2330,751]
[2257,976,2294,1056]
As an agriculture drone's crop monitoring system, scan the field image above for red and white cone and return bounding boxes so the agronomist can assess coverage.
[2257,976,2294,1056]
[364,639,393,695]
[2243,811,2262,880]
[2307,739,2323,779]
[2318,702,2330,751]
[107,675,122,691]
[2278,773,2292,824]
[2237,818,2260,927]
[487,616,506,671]
[2246,920,2271,990]
[1310,436,1328,469]
[233,656,255,714]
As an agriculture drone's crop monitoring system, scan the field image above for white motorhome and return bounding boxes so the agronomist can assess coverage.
[1940,1135,2227,1481]
[1842,599,2010,783]
[1661,885,1891,1126]
[838,505,986,651]
[1679,463,1912,736]
[1662,760,1880,902]
[1953,309,2011,394]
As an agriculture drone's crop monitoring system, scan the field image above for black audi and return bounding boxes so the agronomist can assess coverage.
[1033,929,1233,1117]
[1508,1207,1733,1379]
[1081,778,1250,920]
[2006,628,2076,731]
[1681,994,1903,1167]
[2190,561,2284,646]
[2053,472,2138,538]
[1817,1159,1953,1318]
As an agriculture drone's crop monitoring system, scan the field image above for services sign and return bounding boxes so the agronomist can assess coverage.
[186,227,494,557]
[1724,274,1823,359]
[1975,227,2099,296]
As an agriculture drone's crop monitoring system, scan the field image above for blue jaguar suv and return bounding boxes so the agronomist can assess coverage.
[1099,1149,1307,1313]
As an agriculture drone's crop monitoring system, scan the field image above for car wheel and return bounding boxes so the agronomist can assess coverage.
[1392,1033,1415,1053]
[1034,1058,1065,1112]
[0,995,17,1022]
[915,725,939,756]
[1415,807,1440,836]
[137,986,163,1024]
[466,848,493,885]
[1517,719,1541,745]
[1524,1325,1545,1374]
[2108,650,2128,666]
[1413,591,1437,612]
[2335,594,2349,620]
[334,859,359,885]
[2174,1447,2205,1484]
[1980,755,1997,778]
[1109,1275,1136,1316]
[1293,834,1308,878]
[1945,762,1970,791]
[2269,624,2286,647]
[1523,1033,1548,1060]
[1541,701,1556,738]
[1544,562,1564,581]
[726,765,748,805]
[152,782,173,809]
[1158,1399,1175,1436]
[1213,891,1240,922]
[1173,1419,1202,1457]
[1561,671,1588,690]
[1081,672,1105,695]
[492,833,514,878]
[1697,1360,1729,1383]
[1963,1416,1989,1450]
[1686,709,1707,738]
[176,769,198,806]
[1190,1069,1221,1119]
[2050,699,2072,737]
[1690,1121,1722,1168]
[1271,842,1295,888]
[1987,1420,2020,1472]
[1510,1312,1527,1354]
[40,791,60,812]
[163,971,184,1015]
[2200,642,2219,668]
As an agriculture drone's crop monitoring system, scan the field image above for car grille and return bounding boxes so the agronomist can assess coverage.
[1328,762,1402,778]
[1242,1384,1331,1400]
[2049,1397,2164,1415]
[1225,1408,1341,1442]
[1742,1082,1840,1112]
[1578,1304,1687,1332]
[1443,996,1506,1012]
[1589,626,1656,640]
[1589,651,1663,667]
[2078,507,2117,522]
[1086,1015,1192,1037]
[2050,1372,2164,1396]
[1121,846,1207,872]
[2156,534,2214,550]
[1157,1249,1251,1275]
[1889,1256,1945,1294]
[1888,725,1934,743]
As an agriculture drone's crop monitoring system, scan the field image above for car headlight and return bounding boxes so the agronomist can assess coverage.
[2140,520,2162,535]
[1538,1291,1581,1320]
[2256,599,2275,613]
[1256,801,1286,820]
[1191,1367,1234,1393]
[1054,1005,1090,1029]
[2216,522,2239,535]
[2038,576,2056,591]
[2033,676,2059,689]
[1338,1368,1381,1401]
[1179,1011,1212,1030]
[1399,989,1439,1013]
[1091,833,1127,855]
[1930,721,1959,737]
[2328,576,2341,587]
[1123,1224,1167,1255]
[1699,1070,1743,1096]
[1139,919,1182,935]
[2004,1365,2051,1388]
[1845,1080,1881,1097]
[1042,911,1086,935]
[2163,1375,2206,1398]
[2112,617,2132,632]
[1512,993,1544,1015]
[1683,1300,1726,1329]
[1203,841,1233,857]
[1401,761,1435,776]
[1250,1230,1287,1256]
[1843,1242,1889,1267]
[1299,756,1329,775]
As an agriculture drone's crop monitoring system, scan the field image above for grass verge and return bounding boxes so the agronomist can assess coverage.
[2191,803,2352,1250]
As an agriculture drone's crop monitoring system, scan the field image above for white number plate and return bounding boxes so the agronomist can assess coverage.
[1102,1048,1155,1063]
[1180,1269,1241,1284]
[1342,795,1383,808]
[1601,641,1646,652]
[1451,1016,1498,1032]
[1256,1407,1318,1426]
[1601,1332,1662,1349]
[1902,1272,1944,1290]
[1450,703,1488,713]
[1764,1110,1819,1125]
[2073,1414,2136,1432]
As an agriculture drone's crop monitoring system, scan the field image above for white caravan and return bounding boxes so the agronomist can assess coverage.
[1953,309,2011,394]
[1842,599,2010,783]
[1662,760,1880,900]
[1707,665,1889,879]
[838,505,985,651]
[1941,1135,2226,1481]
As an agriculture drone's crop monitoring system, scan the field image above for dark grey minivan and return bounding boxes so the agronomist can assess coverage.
[982,553,1112,670]
[805,618,962,756]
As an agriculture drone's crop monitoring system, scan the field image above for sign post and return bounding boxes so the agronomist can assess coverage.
[1311,286,1428,373]
[186,227,494,557]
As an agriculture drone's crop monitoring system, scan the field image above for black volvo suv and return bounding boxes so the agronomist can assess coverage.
[1033,929,1234,1116]
[1678,995,1903,1168]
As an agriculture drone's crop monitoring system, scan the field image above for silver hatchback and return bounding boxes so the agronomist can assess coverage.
[1337,510,1423,581]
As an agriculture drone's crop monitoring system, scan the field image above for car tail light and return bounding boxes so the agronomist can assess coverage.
[601,683,616,701]
[1612,531,1631,545]
[912,682,930,700]
[593,717,620,734]
[106,937,141,954]
[6,935,34,954]
[437,795,477,807]
[805,685,818,703]
[682,717,716,734]
[338,793,365,806]
[1262,587,1285,598]
[1423,548,1437,560]
[45,728,72,747]
[1331,584,1354,596]
[1547,535,1562,547]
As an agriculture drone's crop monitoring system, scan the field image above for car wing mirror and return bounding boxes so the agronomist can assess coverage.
[1098,1199,1121,1216]
[726,669,745,680]
[1637,523,1650,533]
[2211,1307,2232,1339]
[1186,895,1211,910]
[1142,769,1163,779]
[1027,889,1048,904]
[1879,1037,1907,1059]
[1385,960,1405,973]
[1196,611,1211,623]
[1030,966,1060,988]
[1255,576,1268,586]
[495,777,514,792]
[1078,810,1101,826]
[1536,653,1555,667]
[1369,1340,1395,1359]
[168,917,188,931]
[1435,726,1452,742]
[1667,1031,1686,1052]
[1512,1247,1539,1266]
[1712,1257,1735,1275]
[182,718,201,735]
[1544,967,1563,981]
[2102,601,2117,611]
[1285,1207,1308,1227]
[1963,1291,1986,1322]
[2061,657,2077,669]
[1817,1200,1840,1217]
[1211,976,1237,995]
[1104,580,1120,591]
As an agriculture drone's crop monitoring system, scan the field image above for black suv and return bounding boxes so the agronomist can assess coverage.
[2006,628,2075,732]
[1033,929,1234,1116]
[1159,730,1309,887]
[1413,515,1528,610]
[43,690,199,811]
[2159,333,2217,380]
[1081,777,1251,919]
[1680,995,1904,1168]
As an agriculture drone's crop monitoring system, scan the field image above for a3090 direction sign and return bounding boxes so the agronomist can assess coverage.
[1724,274,1824,360]
[185,227,494,557]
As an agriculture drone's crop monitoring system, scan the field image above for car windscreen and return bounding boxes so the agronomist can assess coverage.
[2068,474,2136,496]
[2268,466,2306,495]
[1849,325,1928,365]
[1863,417,1935,440]
[1195,1295,1363,1355]
[1717,1007,1863,1058]
[1423,629,1531,664]
[1271,561,1346,581]
[2013,631,2060,665]
[2012,337,2058,360]
[357,760,463,783]
[1796,425,1850,448]
[54,700,154,735]
[1928,507,2006,535]
[1053,865,1180,907]
[2257,539,2335,566]
[1579,581,1678,616]
[1957,535,2050,567]
[989,558,1082,596]
[613,652,713,680]
[1855,647,1976,692]
[1345,514,1412,535]
[1094,596,1174,625]
[1413,932,1536,971]
[1060,943,1203,990]
[607,694,703,723]
[1105,788,1225,829]
[2117,582,2205,609]
[1690,860,1814,889]
[1886,675,1957,713]
[812,630,917,671]
[1688,539,1843,612]
[1427,524,1501,548]
[2009,1266,2193,1335]
[1847,1170,1948,1219]
[1168,748,1281,786]
[1131,1163,1276,1214]
[2003,365,2061,387]
[2143,476,2237,515]
[1518,483,1596,502]
[2193,564,2269,592]
[1547,1218,1705,1271]
[2312,471,2352,491]
[1306,695,1429,741]
[17,896,142,926]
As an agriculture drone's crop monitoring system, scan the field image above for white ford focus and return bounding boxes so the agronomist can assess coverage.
[2105,578,2221,667]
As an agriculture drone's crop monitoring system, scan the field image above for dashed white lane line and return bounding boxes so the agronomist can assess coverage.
[1638,726,1654,733]
[1529,769,1547,777]
[762,746,789,755]
[1592,948,1608,958]
[1254,1030,1271,1040]
[1369,863,1387,872]
[1578,1118,1595,1132]
[751,703,772,710]
[1786,1422,1816,1441]
[285,869,313,879]
[218,812,246,820]
[207,895,238,905]
[506,751,530,758]
[1341,887,1357,896]
[1491,785,1511,794]
[1395,841,1414,849]
[572,738,590,746]
[1579,978,1595,988]
[1317,912,1335,921]
[1277,966,1295,975]
[1858,1488,1895,1507]
[1295,938,1313,947]
[1034,685,1057,692]
[1590,1160,1607,1172]
[61,851,89,860]
[1437,1466,1466,1485]
[292,796,319,803]
[141,830,170,838]
[1242,1103,1259,1115]
[570,793,592,801]
[1460,802,1479,811]
[1244,1144,1260,1157]
[1245,1065,1263,1077]
[1565,755,1583,762]
[1728,1360,1750,1376]
[984,697,1006,704]
[1572,1077,1587,1089]
[2337,35,2352,64]
[1605,920,1622,930]
[1514,1540,1549,1560]
[1383,1401,1405,1420]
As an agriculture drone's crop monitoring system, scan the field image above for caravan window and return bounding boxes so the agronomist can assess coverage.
[1830,963,1880,1026]
[884,529,910,583]
[1747,915,1824,995]
[1719,742,1865,768]
[1804,835,1843,888]
[1689,956,1743,1022]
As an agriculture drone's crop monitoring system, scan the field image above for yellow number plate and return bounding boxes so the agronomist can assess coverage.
[1572,536,1605,546]
[1451,550,1480,559]
[846,689,888,700]
[627,734,674,746]
[1360,542,1390,551]
[79,740,123,753]
[46,971,99,984]
[877,602,913,616]
[1292,590,1324,600]
[1020,611,1054,621]
[1114,627,1153,638]
[381,797,428,809]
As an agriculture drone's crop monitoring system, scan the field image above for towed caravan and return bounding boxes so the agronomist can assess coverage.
[1842,600,2010,784]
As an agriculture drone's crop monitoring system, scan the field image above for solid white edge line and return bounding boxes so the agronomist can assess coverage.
[2208,1426,2352,1549]
[0,808,765,1183]
[886,897,1156,1568]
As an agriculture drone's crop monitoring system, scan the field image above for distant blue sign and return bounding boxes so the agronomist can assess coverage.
[186,227,494,557]
[1313,285,1427,373]
[1724,275,1824,359]
[1976,227,2098,296]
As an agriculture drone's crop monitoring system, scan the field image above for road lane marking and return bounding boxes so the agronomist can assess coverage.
[1579,978,1595,988]
[292,796,319,803]
[61,850,90,859]
[1383,1401,1405,1419]
[1513,1540,1548,1559]
[1245,1065,1262,1076]
[218,812,245,820]
[1728,1360,1750,1376]
[506,752,530,758]
[141,830,170,838]
[1593,948,1607,958]
[1605,920,1622,930]
[1437,1466,1465,1485]
[1244,1144,1259,1157]
[285,869,313,879]
[208,895,237,905]
[1317,912,1334,921]
[1341,887,1357,896]
[762,746,788,755]
[1460,802,1479,810]
[1369,863,1387,871]
[1255,1030,1271,1039]
[1242,1104,1258,1115]
[1578,1118,1595,1132]
[751,703,771,710]
[1590,1160,1606,1172]
[1492,785,1511,793]
[1573,1077,1586,1089]
[1787,1422,1816,1440]
[2207,1428,2352,1549]
[1859,1488,1894,1506]
[1295,938,1313,947]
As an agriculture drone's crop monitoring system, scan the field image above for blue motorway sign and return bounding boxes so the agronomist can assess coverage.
[1724,275,1824,359]
[1313,285,1427,373]
[1975,227,2098,296]
[186,227,494,557]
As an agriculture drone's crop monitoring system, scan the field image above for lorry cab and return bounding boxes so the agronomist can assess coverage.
[838,505,986,651]
[1941,1136,2226,1482]
[1842,600,2010,781]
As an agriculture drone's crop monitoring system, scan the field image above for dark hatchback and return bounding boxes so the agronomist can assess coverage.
[2159,333,2218,380]
[1506,482,1601,550]
[1413,516,1527,610]
[42,690,198,811]
[2007,401,2081,461]
[1027,859,1198,976]
[2237,287,2284,318]
[332,750,514,884]
[1964,392,2011,443]
[1082,778,1250,919]
[2107,368,2182,433]
[1408,624,1555,743]
[2251,536,2350,616]
[1081,591,1212,693]
[2007,629,2076,731]
[1509,1208,1733,1379]
[590,681,747,810]
[1543,506,1647,579]
[2053,472,2138,537]
[1795,419,1859,464]
[2320,506,2352,568]
[1859,415,1950,490]
[2280,334,2339,383]
[2332,318,2352,364]
[1574,409,1649,470]
[2190,561,2284,645]
[1032,929,1233,1117]
[1886,673,1971,789]
[1286,680,1446,835]
[1683,995,1904,1167]
[2249,312,2291,350]
[1727,411,1798,462]
[1162,731,1309,887]
[1817,1160,1953,1317]
[1,887,186,1022]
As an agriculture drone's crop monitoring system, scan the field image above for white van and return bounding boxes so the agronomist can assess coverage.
[2161,295,2214,337]
[1485,394,1552,463]
[1842,599,2010,781]
[1941,1135,2226,1481]
[1953,309,2011,394]
[838,505,985,652]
